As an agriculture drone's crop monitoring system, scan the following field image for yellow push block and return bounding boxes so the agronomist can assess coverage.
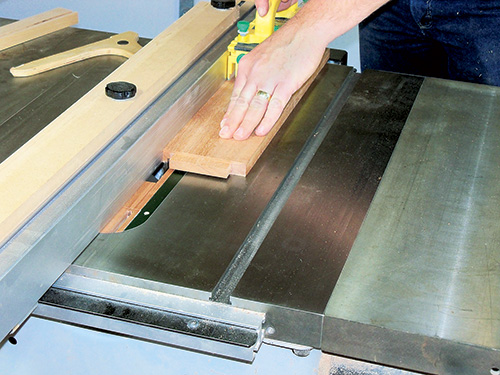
[226,1,299,79]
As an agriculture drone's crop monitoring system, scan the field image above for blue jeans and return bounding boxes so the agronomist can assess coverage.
[359,0,500,86]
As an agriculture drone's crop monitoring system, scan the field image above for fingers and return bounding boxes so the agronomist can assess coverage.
[233,89,272,140]
[219,82,258,139]
[277,0,294,12]
[255,83,291,136]
[256,0,295,15]
[221,81,294,141]
[218,12,317,141]
[254,0,269,16]
[221,74,248,124]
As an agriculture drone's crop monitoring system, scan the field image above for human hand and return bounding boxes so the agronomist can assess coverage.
[219,21,327,140]
[219,0,392,140]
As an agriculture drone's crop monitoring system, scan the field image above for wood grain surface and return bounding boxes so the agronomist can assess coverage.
[165,50,329,178]
[0,8,78,52]
[10,31,142,77]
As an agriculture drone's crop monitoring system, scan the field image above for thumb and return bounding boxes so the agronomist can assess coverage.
[255,0,269,16]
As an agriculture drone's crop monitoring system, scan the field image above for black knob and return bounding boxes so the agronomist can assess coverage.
[211,0,236,9]
[105,81,137,100]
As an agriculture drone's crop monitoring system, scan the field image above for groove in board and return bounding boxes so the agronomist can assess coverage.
[0,2,238,247]
[164,50,329,178]
[0,8,78,52]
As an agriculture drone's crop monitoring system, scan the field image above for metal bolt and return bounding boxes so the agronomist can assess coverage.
[292,348,312,357]
[187,320,200,330]
[265,326,276,335]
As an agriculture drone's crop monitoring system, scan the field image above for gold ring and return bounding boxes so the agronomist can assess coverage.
[256,89,271,101]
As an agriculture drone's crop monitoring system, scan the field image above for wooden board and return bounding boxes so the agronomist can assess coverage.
[0,2,238,246]
[0,8,78,52]
[10,31,142,77]
[164,51,329,178]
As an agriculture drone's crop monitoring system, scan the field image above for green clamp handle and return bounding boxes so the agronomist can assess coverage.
[237,20,250,35]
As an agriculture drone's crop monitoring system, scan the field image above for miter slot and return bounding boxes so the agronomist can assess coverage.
[210,70,360,304]
[71,63,356,350]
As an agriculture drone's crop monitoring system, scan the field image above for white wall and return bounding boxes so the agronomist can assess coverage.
[0,0,360,69]
[329,27,360,71]
[0,0,179,38]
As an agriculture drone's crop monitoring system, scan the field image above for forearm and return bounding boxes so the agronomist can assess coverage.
[281,0,390,49]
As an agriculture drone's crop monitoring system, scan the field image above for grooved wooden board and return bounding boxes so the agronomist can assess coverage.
[0,8,78,52]
[0,2,238,246]
[164,51,328,178]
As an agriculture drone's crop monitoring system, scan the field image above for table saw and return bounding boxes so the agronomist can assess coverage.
[0,4,499,375]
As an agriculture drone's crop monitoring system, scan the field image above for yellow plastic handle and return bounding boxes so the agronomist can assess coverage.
[254,0,281,39]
